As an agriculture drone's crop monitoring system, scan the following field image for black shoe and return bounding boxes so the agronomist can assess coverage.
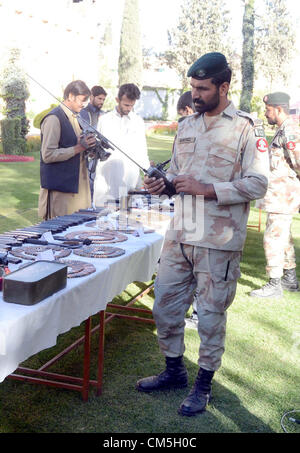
[281,268,299,292]
[178,368,214,416]
[249,278,283,298]
[136,356,188,393]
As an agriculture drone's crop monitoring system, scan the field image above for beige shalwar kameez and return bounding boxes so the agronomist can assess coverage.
[38,105,91,220]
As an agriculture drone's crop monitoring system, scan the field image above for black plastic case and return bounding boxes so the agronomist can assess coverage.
[3,260,68,305]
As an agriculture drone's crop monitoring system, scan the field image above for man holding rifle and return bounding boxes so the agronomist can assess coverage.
[136,52,269,416]
[38,80,96,220]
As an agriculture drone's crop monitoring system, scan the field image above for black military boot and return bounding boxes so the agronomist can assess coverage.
[249,278,283,298]
[281,268,299,292]
[136,356,188,392]
[178,367,214,416]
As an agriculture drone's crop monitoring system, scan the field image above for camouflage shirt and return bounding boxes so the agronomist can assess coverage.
[256,117,300,214]
[165,102,269,251]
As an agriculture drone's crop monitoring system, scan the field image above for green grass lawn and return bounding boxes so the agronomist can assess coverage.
[0,134,299,434]
[0,153,41,232]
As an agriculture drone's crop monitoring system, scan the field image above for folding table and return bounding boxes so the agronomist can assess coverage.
[0,223,164,400]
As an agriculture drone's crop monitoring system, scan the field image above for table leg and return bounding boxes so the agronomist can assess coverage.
[96,310,105,396]
[258,209,262,232]
[82,317,92,401]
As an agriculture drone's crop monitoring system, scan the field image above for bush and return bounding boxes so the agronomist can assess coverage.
[0,117,27,154]
[146,121,178,137]
[26,135,41,153]
[0,48,30,139]
[33,104,58,129]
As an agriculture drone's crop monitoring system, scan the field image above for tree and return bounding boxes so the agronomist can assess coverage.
[0,48,29,138]
[255,0,296,91]
[163,0,235,90]
[240,0,255,112]
[0,48,29,154]
[118,0,143,88]
[98,21,118,111]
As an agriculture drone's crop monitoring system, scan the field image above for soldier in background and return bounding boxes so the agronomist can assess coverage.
[136,52,269,416]
[177,90,195,117]
[176,91,199,327]
[250,92,300,298]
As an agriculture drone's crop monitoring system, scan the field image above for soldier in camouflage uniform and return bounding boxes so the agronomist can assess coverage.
[250,92,300,298]
[136,52,269,416]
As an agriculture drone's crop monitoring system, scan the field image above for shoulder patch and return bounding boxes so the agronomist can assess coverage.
[286,141,296,151]
[256,137,268,152]
[253,120,266,138]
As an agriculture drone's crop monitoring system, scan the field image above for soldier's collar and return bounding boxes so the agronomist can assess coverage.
[221,101,236,119]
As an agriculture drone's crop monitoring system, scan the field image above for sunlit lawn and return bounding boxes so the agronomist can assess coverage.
[0,133,299,434]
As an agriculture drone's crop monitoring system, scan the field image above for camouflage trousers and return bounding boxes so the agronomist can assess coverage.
[264,213,296,278]
[153,240,241,371]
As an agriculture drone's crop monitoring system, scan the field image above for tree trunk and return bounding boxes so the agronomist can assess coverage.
[118,0,143,88]
[240,0,255,112]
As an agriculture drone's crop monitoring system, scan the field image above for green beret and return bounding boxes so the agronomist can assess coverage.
[263,92,290,106]
[187,52,229,79]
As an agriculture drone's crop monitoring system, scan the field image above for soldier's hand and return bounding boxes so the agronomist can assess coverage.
[144,175,166,195]
[173,175,216,199]
[173,175,198,194]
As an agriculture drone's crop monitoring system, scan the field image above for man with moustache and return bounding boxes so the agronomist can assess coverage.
[79,85,107,128]
[79,85,107,200]
[93,83,150,206]
[38,80,96,220]
[250,92,300,298]
[136,52,269,416]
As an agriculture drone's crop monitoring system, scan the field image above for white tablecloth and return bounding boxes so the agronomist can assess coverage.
[0,224,165,382]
